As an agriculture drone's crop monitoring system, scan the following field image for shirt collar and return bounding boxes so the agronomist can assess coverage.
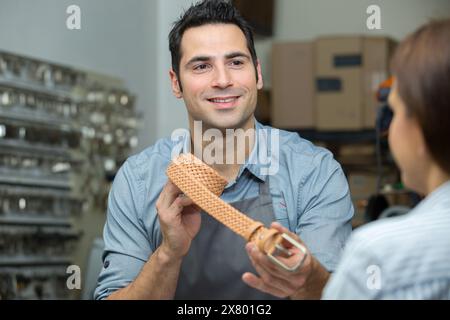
[411,180,450,214]
[174,119,270,183]
[244,120,268,182]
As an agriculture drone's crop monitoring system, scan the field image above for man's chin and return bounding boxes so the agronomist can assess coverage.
[200,117,246,131]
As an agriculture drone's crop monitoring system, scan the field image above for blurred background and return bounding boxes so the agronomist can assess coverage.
[0,0,449,299]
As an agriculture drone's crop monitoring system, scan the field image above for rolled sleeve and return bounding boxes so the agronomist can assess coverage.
[95,252,147,300]
[297,151,354,272]
[94,159,153,300]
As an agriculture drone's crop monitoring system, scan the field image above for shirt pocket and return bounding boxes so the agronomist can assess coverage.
[272,190,292,231]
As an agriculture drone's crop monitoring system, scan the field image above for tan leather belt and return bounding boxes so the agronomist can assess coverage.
[166,153,307,272]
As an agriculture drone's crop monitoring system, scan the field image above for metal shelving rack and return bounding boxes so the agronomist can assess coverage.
[0,51,139,299]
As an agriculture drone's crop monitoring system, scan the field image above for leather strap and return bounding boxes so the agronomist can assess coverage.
[166,153,282,256]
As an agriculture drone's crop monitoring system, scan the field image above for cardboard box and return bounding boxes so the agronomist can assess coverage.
[271,42,315,129]
[315,36,397,130]
[316,37,364,130]
[316,70,363,130]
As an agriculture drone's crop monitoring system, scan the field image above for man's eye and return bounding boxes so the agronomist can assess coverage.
[230,60,244,67]
[193,64,210,71]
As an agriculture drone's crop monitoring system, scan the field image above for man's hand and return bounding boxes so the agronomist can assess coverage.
[156,180,202,260]
[242,222,330,299]
[108,180,200,300]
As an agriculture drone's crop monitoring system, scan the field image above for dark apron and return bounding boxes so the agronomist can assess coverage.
[174,176,282,300]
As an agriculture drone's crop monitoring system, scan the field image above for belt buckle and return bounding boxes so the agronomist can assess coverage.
[267,233,308,272]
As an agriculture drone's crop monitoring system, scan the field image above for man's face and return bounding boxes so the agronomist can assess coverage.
[170,23,263,131]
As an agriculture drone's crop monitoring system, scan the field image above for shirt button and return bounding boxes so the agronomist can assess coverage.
[104,260,110,268]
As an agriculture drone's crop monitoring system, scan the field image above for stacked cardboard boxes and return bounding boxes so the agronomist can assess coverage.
[316,36,397,130]
[271,36,397,130]
[271,42,315,129]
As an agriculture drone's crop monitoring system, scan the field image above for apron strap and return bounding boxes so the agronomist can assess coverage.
[258,175,271,197]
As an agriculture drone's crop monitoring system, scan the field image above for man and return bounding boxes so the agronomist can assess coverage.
[95,0,353,300]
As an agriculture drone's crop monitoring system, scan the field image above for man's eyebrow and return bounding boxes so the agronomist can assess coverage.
[185,52,251,67]
[225,52,251,60]
[185,55,212,67]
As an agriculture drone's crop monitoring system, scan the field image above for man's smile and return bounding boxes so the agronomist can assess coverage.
[207,96,241,109]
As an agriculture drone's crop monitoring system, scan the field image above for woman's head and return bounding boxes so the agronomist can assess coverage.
[389,19,450,194]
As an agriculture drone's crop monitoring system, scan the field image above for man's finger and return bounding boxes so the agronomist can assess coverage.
[246,245,298,293]
[270,222,306,247]
[166,195,194,216]
[242,272,288,298]
[159,181,183,209]
[268,222,310,271]
[182,204,202,215]
[246,242,304,281]
[270,222,289,233]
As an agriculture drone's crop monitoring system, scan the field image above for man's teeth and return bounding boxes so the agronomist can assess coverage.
[210,97,237,103]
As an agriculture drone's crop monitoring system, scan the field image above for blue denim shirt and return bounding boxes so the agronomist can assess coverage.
[94,120,354,299]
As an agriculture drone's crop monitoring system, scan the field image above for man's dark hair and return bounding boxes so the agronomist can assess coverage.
[169,0,258,88]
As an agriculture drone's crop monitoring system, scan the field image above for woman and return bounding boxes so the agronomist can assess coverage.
[322,19,450,299]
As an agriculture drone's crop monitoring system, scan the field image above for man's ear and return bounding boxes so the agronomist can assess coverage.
[256,59,264,90]
[169,69,183,98]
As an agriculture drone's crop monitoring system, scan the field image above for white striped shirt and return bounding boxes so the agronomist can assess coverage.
[323,181,450,299]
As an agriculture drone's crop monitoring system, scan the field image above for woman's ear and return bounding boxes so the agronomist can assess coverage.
[169,69,183,98]
[411,117,430,162]
[416,131,429,159]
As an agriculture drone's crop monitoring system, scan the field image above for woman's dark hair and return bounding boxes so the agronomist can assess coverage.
[391,19,450,174]
[169,0,258,87]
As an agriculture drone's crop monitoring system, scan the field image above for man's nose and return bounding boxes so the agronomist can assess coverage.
[211,66,233,88]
